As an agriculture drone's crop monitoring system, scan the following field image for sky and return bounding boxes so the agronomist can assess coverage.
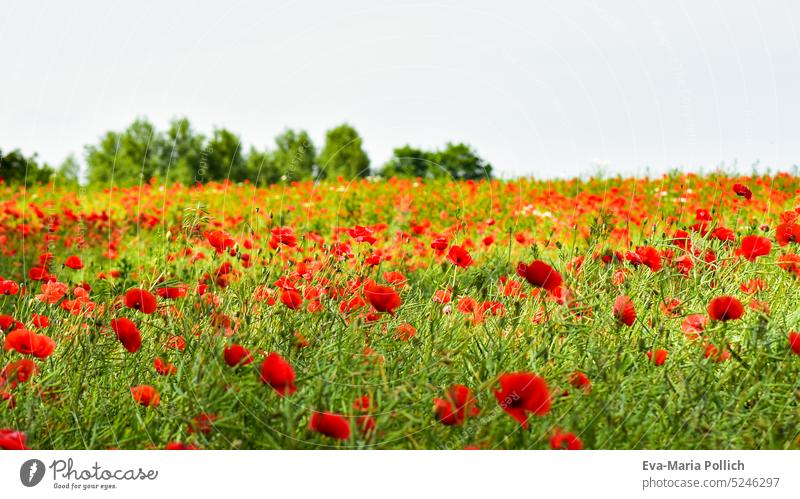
[1,0,799,179]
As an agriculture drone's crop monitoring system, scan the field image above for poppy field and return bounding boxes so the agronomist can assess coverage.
[1,173,800,450]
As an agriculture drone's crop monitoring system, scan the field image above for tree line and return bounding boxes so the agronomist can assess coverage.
[0,118,492,186]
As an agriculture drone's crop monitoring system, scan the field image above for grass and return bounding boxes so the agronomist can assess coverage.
[1,174,799,449]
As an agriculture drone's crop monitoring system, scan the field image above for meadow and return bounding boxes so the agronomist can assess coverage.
[1,173,799,449]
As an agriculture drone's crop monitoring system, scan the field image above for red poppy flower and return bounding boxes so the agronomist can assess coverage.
[4,329,56,358]
[788,332,800,356]
[736,235,771,261]
[776,222,800,246]
[433,289,451,304]
[110,318,142,353]
[732,183,752,200]
[635,246,662,271]
[447,245,473,268]
[707,296,744,321]
[64,255,84,269]
[309,411,351,440]
[363,280,402,314]
[518,261,563,291]
[0,359,38,389]
[612,295,636,326]
[30,314,50,328]
[131,385,160,407]
[164,442,198,450]
[156,286,188,299]
[269,226,297,248]
[188,413,217,435]
[153,357,177,376]
[430,236,448,253]
[347,225,376,245]
[280,289,303,310]
[434,384,480,425]
[647,349,668,366]
[223,344,253,367]
[125,288,157,314]
[0,280,20,295]
[550,430,583,450]
[568,371,591,393]
[382,271,407,288]
[0,428,28,450]
[681,314,707,340]
[204,230,236,253]
[494,372,552,428]
[260,352,297,396]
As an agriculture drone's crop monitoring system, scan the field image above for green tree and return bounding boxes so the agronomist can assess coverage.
[56,154,81,185]
[205,128,248,182]
[86,118,164,185]
[433,142,492,180]
[0,148,54,185]
[317,123,370,179]
[245,147,278,185]
[380,145,439,179]
[162,117,206,184]
[273,129,316,181]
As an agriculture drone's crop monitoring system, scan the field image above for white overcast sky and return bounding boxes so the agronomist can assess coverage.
[1,0,799,178]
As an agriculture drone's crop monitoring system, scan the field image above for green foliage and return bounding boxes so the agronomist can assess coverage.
[317,123,370,180]
[433,142,492,180]
[380,145,440,179]
[272,129,316,182]
[380,142,492,180]
[86,118,165,185]
[204,128,248,182]
[163,118,206,184]
[0,148,54,185]
[9,117,490,186]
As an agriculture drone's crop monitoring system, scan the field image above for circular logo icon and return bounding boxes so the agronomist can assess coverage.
[20,459,46,487]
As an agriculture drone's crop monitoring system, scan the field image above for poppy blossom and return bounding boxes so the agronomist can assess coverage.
[153,357,177,376]
[280,289,303,310]
[568,371,591,393]
[30,314,50,328]
[156,286,188,299]
[647,349,668,366]
[131,385,160,407]
[224,344,253,366]
[446,245,473,268]
[64,255,84,269]
[732,183,752,200]
[612,295,636,326]
[260,352,297,396]
[518,260,563,291]
[204,230,235,253]
[269,226,297,248]
[775,222,800,247]
[789,332,800,356]
[736,235,771,261]
[0,280,19,295]
[550,430,583,450]
[494,372,552,428]
[363,280,402,314]
[125,288,157,314]
[110,318,142,353]
[0,359,38,388]
[0,428,28,450]
[433,384,480,425]
[309,411,351,440]
[681,314,708,340]
[4,329,56,358]
[164,442,198,450]
[707,296,744,321]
